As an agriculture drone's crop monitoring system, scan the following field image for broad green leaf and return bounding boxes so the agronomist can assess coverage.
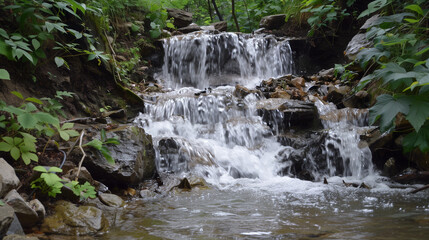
[405,96,429,132]
[358,0,388,19]
[34,165,48,173]
[10,146,20,160]
[45,22,55,33]
[11,91,24,99]
[0,28,8,38]
[100,147,115,165]
[59,131,70,141]
[65,129,79,137]
[54,57,65,68]
[32,39,40,50]
[405,4,423,16]
[25,97,42,105]
[21,151,37,165]
[403,122,429,152]
[2,137,14,145]
[24,102,38,112]
[0,69,10,80]
[84,139,103,150]
[18,113,38,129]
[369,94,409,131]
[41,172,63,186]
[0,141,13,152]
[67,28,82,39]
[48,166,63,173]
[34,112,59,125]
[62,122,74,129]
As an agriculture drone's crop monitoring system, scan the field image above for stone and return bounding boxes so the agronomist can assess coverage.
[84,198,120,227]
[291,77,305,89]
[259,14,286,30]
[0,158,20,198]
[344,33,371,61]
[3,234,39,240]
[63,167,94,184]
[140,189,157,199]
[167,8,193,28]
[211,21,227,32]
[234,85,257,99]
[98,193,125,208]
[6,214,24,236]
[28,199,45,222]
[318,68,335,80]
[270,87,291,99]
[177,23,202,34]
[360,14,380,30]
[85,125,156,187]
[0,204,15,238]
[41,200,108,236]
[4,190,38,228]
[326,86,350,108]
[383,157,399,177]
[343,90,370,109]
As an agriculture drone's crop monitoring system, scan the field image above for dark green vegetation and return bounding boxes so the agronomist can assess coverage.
[0,0,428,202]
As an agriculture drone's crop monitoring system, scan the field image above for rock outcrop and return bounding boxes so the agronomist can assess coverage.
[0,158,20,198]
[167,8,193,28]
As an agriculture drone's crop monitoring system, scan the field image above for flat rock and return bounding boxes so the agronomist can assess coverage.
[167,8,192,28]
[177,23,201,34]
[0,204,15,238]
[28,199,45,222]
[41,200,108,236]
[211,21,227,31]
[259,14,286,30]
[98,193,124,208]
[4,190,38,228]
[0,158,20,198]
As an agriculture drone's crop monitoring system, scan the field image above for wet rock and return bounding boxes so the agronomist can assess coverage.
[6,214,24,236]
[3,234,39,240]
[41,200,109,236]
[343,90,370,109]
[256,98,320,132]
[85,125,156,187]
[259,14,286,30]
[84,198,120,227]
[326,86,350,108]
[344,34,371,61]
[4,190,38,228]
[28,199,45,223]
[383,157,399,177]
[140,189,157,199]
[291,77,305,90]
[317,68,335,81]
[177,178,191,190]
[0,204,15,238]
[177,23,202,34]
[63,167,94,184]
[98,193,125,208]
[211,21,227,32]
[234,84,257,98]
[0,158,20,198]
[167,8,193,28]
[269,87,291,99]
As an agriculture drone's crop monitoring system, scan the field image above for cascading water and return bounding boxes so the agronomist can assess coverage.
[137,31,374,184]
[105,31,429,240]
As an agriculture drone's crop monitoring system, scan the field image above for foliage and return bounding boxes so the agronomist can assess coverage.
[354,0,429,153]
[0,199,4,206]
[0,91,77,164]
[84,129,120,164]
[31,166,96,200]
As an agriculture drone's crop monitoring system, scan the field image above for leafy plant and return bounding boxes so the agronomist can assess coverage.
[65,180,97,201]
[0,69,10,80]
[31,166,64,197]
[84,129,120,164]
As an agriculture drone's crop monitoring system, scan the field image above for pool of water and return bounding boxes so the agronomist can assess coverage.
[103,177,429,240]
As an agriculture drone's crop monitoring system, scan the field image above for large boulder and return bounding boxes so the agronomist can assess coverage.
[167,8,193,28]
[41,200,108,236]
[259,14,286,30]
[85,125,156,187]
[0,158,20,198]
[177,23,201,34]
[0,204,15,238]
[4,190,39,228]
[344,15,379,61]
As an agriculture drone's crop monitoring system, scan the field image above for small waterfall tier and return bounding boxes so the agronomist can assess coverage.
[157,32,294,89]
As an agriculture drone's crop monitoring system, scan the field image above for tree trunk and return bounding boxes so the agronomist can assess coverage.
[207,0,213,22]
[232,0,240,32]
[211,0,223,21]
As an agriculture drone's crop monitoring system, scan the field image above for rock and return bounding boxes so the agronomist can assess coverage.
[85,125,156,187]
[326,86,350,108]
[62,167,94,184]
[256,98,320,132]
[344,33,371,61]
[98,193,125,208]
[200,25,215,31]
[0,204,15,238]
[4,190,38,228]
[167,8,193,28]
[28,199,45,223]
[211,21,227,32]
[177,23,202,34]
[291,77,305,89]
[383,157,399,177]
[41,200,108,236]
[6,214,24,236]
[177,178,191,190]
[234,85,257,98]
[343,90,370,109]
[0,158,20,198]
[84,198,120,227]
[318,68,335,80]
[140,189,157,199]
[3,234,39,240]
[259,14,286,30]
[270,87,291,99]
[360,14,380,30]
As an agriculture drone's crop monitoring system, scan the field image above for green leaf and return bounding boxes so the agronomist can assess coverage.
[84,139,103,150]
[100,147,115,165]
[10,146,20,160]
[0,141,13,152]
[0,28,8,38]
[405,96,429,132]
[405,4,423,16]
[358,0,389,19]
[34,166,48,173]
[62,122,74,130]
[25,97,42,105]
[32,39,40,50]
[54,56,65,68]
[18,113,38,129]
[21,151,37,164]
[41,172,63,187]
[0,69,10,80]
[11,91,24,99]
[34,112,59,125]
[59,131,70,141]
[403,122,429,152]
[369,94,409,131]
[47,167,63,173]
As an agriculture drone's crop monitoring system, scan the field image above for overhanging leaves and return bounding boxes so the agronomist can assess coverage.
[369,94,409,131]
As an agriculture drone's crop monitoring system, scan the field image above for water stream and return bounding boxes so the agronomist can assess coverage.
[104,32,429,239]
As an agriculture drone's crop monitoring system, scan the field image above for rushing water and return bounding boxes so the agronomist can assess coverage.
[104,32,429,239]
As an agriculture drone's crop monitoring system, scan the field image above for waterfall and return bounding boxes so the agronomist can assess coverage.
[137,31,375,185]
[156,32,294,89]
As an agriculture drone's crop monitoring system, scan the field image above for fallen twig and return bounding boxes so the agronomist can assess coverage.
[75,130,86,181]
[410,184,429,194]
